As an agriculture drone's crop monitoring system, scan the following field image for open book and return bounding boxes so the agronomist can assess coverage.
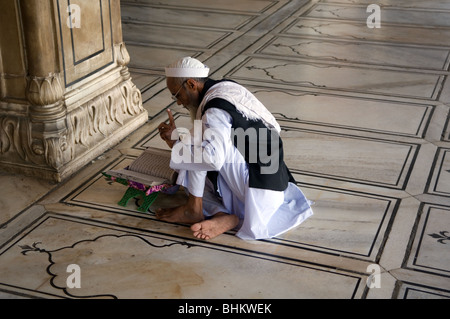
[104,148,177,187]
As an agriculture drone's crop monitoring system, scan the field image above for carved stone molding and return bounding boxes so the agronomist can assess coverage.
[115,43,131,80]
[26,73,63,106]
[0,116,42,165]
[0,114,70,170]
[68,78,144,149]
[116,43,131,68]
[0,78,146,181]
[27,73,66,122]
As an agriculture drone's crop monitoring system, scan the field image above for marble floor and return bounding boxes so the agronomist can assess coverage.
[1,0,450,300]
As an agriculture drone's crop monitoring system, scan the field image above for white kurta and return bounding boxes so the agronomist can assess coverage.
[170,107,313,240]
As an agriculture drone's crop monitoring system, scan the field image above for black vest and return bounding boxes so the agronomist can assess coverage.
[201,80,295,192]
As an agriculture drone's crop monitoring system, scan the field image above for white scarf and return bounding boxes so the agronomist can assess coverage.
[197,81,281,133]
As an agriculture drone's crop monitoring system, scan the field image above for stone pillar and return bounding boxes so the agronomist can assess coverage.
[0,0,147,181]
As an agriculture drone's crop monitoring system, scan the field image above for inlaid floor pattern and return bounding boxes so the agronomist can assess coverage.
[1,0,449,299]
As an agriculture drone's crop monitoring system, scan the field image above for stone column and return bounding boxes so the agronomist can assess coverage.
[0,0,147,181]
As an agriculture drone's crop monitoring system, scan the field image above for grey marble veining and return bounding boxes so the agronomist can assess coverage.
[251,89,433,137]
[285,18,450,46]
[230,57,442,99]
[322,0,450,11]
[306,3,450,28]
[260,37,450,70]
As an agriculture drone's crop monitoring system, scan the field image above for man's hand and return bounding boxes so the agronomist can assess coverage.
[158,109,177,148]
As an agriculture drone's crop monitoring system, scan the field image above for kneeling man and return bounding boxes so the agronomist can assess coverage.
[157,57,313,240]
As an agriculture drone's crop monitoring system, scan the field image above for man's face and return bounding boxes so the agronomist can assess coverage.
[167,78,200,121]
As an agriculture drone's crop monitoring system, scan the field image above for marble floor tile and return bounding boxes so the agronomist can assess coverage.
[395,283,450,299]
[405,204,450,277]
[258,37,450,71]
[249,88,434,137]
[306,3,450,28]
[426,148,450,197]
[0,173,56,226]
[126,0,280,13]
[228,57,443,99]
[127,44,199,74]
[123,23,230,50]
[323,0,450,11]
[122,4,256,30]
[1,0,449,300]
[0,213,366,298]
[283,18,450,47]
[274,183,398,260]
[281,127,419,189]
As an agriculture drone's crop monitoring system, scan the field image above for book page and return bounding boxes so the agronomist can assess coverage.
[128,148,177,183]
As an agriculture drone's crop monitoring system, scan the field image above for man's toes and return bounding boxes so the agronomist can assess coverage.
[193,230,204,239]
[193,231,202,239]
[201,234,210,240]
[191,222,210,240]
[191,223,202,232]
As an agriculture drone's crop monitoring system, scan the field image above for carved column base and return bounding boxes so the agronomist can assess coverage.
[0,75,147,182]
[0,0,148,182]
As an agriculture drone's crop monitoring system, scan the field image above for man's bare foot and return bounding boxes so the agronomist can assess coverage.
[155,194,203,224]
[155,206,204,224]
[191,213,239,240]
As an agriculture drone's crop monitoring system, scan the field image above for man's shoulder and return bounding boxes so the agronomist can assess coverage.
[203,97,236,114]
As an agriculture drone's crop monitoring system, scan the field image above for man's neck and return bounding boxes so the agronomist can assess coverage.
[198,78,215,102]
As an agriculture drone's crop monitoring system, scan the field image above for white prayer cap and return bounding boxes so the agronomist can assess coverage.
[165,57,210,78]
